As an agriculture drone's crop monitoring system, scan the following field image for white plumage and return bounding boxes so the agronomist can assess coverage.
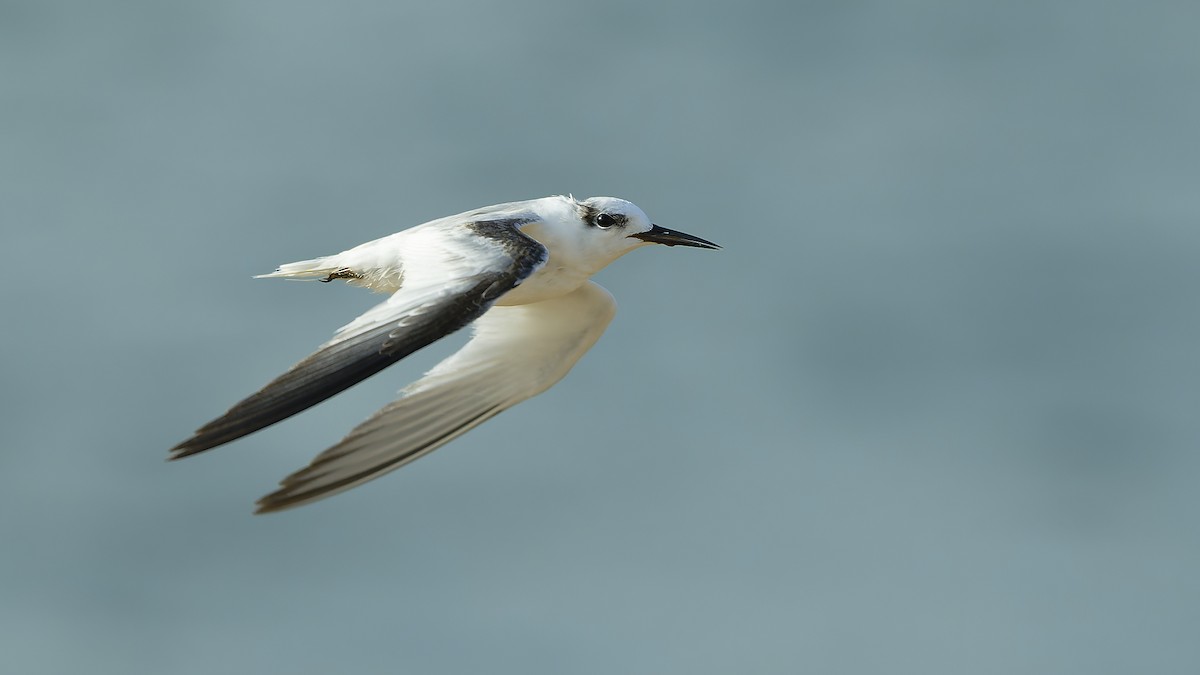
[171,195,718,513]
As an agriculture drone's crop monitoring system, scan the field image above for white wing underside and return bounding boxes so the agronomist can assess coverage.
[256,281,616,512]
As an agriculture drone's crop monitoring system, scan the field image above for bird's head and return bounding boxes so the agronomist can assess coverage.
[564,196,720,271]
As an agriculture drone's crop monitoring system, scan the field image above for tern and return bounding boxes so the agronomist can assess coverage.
[171,195,719,513]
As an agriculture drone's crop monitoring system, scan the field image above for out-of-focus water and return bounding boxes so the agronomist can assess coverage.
[3,1,1198,673]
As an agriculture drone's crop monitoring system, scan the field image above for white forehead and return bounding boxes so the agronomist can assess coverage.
[581,196,649,222]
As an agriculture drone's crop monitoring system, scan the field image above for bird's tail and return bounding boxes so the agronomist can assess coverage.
[254,257,340,281]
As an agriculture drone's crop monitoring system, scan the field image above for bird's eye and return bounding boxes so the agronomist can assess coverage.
[595,213,616,229]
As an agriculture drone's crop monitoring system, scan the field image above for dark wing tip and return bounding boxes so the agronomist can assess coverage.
[253,497,289,515]
[168,442,202,461]
[169,424,240,460]
[253,473,329,514]
[167,435,215,461]
[167,411,272,463]
[251,464,352,514]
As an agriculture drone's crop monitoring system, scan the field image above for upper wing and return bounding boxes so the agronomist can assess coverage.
[169,217,547,459]
[254,281,617,513]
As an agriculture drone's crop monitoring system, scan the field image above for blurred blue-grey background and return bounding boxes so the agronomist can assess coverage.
[3,1,1199,673]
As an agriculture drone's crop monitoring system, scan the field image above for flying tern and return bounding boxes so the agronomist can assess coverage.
[170,195,719,513]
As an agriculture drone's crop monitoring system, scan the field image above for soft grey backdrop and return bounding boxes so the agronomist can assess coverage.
[3,1,1198,673]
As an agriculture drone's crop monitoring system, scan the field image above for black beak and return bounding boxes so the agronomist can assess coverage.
[630,224,721,250]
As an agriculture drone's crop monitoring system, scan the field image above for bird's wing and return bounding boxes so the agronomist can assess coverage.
[254,281,617,513]
[170,216,547,459]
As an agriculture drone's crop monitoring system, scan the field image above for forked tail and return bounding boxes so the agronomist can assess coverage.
[254,257,340,281]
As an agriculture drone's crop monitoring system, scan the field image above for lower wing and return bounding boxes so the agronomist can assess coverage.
[255,281,617,513]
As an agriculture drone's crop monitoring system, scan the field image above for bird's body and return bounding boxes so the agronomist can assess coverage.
[171,195,718,513]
